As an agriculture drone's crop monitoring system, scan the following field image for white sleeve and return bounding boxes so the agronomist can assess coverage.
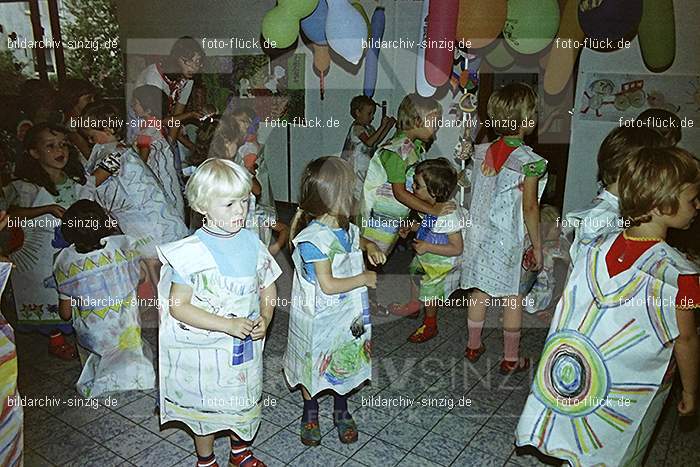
[178,80,193,105]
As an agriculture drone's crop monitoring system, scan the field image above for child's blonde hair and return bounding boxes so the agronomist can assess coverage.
[289,157,356,249]
[486,83,537,136]
[619,147,700,226]
[396,93,442,131]
[185,158,252,214]
[597,126,666,187]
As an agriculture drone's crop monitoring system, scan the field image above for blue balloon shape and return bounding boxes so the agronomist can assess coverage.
[363,7,385,97]
[301,0,328,45]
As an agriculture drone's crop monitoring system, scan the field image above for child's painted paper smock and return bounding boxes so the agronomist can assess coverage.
[341,122,377,201]
[157,231,281,438]
[361,133,424,255]
[410,207,467,302]
[565,189,622,266]
[460,142,547,297]
[87,142,188,257]
[515,233,698,467]
[4,179,94,329]
[54,235,155,398]
[144,137,186,221]
[0,263,22,467]
[284,222,371,396]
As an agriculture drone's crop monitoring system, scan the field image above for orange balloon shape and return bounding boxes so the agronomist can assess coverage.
[312,43,331,75]
[544,0,584,95]
[456,0,507,49]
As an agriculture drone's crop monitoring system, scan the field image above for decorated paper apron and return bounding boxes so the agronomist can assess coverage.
[54,236,155,398]
[460,143,547,297]
[7,179,94,328]
[241,146,277,247]
[146,137,186,221]
[86,142,188,257]
[284,222,371,396]
[361,133,424,255]
[565,189,622,266]
[410,208,466,302]
[515,234,697,467]
[0,263,22,467]
[157,236,264,438]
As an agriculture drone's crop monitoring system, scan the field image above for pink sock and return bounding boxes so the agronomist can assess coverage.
[503,330,521,362]
[467,319,484,350]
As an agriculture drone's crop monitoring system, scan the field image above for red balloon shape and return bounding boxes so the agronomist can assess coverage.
[425,0,459,87]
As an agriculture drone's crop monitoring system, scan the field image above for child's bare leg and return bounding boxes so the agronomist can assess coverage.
[194,433,215,458]
[388,277,420,316]
[145,258,161,286]
[502,295,526,364]
[466,289,489,351]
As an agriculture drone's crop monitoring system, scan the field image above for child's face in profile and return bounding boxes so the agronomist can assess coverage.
[204,195,249,234]
[413,111,440,143]
[84,128,117,145]
[132,98,147,118]
[663,184,700,230]
[30,129,69,171]
[413,173,435,204]
[355,104,375,126]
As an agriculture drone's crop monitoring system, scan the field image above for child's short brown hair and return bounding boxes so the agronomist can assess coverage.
[396,93,442,131]
[597,126,667,187]
[486,83,537,136]
[350,95,376,119]
[414,158,457,203]
[636,108,682,146]
[82,102,125,140]
[619,147,700,226]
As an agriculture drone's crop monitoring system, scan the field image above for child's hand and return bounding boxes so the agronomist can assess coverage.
[432,201,456,217]
[226,317,254,339]
[366,242,386,266]
[44,204,65,218]
[363,270,378,289]
[381,116,396,128]
[250,316,269,340]
[413,239,430,255]
[678,390,696,416]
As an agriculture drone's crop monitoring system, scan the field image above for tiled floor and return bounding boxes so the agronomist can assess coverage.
[15,242,699,466]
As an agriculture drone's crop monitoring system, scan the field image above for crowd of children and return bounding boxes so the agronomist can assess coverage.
[0,64,698,467]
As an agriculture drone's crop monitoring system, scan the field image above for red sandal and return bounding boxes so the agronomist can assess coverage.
[48,332,77,360]
[387,301,421,318]
[499,357,531,375]
[229,449,266,467]
[407,325,438,343]
[464,345,486,363]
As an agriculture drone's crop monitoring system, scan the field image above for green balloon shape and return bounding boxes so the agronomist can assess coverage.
[504,0,559,54]
[262,5,300,49]
[280,0,320,19]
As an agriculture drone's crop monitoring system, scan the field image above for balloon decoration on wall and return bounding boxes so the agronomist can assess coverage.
[352,2,370,37]
[424,0,459,87]
[363,7,385,98]
[262,0,319,49]
[456,0,507,49]
[544,0,585,95]
[578,0,642,51]
[503,0,560,54]
[416,0,436,97]
[281,0,320,18]
[638,0,676,72]
[325,0,368,65]
[301,0,328,45]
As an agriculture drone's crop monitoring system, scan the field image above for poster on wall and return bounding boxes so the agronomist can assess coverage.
[578,73,700,123]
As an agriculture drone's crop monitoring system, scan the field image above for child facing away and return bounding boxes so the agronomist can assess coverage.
[80,102,189,284]
[341,95,395,201]
[54,200,155,398]
[157,158,281,467]
[462,83,547,374]
[395,158,466,342]
[565,126,667,265]
[636,107,682,146]
[284,157,386,446]
[516,146,700,466]
[58,78,97,160]
[3,123,113,360]
[361,93,454,257]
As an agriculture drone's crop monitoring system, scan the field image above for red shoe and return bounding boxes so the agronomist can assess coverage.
[464,345,486,363]
[499,357,531,375]
[229,449,266,467]
[388,300,421,318]
[48,332,77,360]
[407,325,437,343]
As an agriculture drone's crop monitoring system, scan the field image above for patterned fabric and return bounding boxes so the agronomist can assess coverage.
[515,233,699,466]
[86,142,188,258]
[284,222,371,396]
[157,234,281,438]
[143,137,186,221]
[0,263,23,467]
[410,208,466,302]
[565,190,622,266]
[5,179,95,328]
[460,142,547,297]
[361,133,425,255]
[341,122,377,201]
[54,236,155,398]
